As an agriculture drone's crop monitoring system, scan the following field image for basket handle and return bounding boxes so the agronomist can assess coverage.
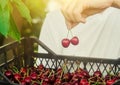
[31,37,58,56]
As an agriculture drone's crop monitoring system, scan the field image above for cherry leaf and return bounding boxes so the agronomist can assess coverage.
[0,5,10,36]
[13,0,32,24]
[8,14,21,41]
[0,0,9,9]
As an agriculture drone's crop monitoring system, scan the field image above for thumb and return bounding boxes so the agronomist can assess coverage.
[80,17,86,23]
[66,20,79,29]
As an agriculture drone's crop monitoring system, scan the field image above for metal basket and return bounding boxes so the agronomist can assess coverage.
[0,37,120,85]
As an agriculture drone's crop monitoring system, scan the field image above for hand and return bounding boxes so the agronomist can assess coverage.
[112,0,120,8]
[61,0,113,29]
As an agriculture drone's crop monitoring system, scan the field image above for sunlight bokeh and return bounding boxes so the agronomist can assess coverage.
[47,0,61,11]
[47,0,69,11]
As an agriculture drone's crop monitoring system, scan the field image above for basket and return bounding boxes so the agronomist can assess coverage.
[0,37,120,85]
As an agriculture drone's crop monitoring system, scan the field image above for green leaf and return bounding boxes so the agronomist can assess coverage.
[0,5,10,36]
[8,15,21,41]
[0,0,9,9]
[13,0,32,24]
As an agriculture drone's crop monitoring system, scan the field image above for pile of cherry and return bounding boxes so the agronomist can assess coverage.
[4,64,120,85]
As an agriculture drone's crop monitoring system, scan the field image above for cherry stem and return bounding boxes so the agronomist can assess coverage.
[107,66,113,75]
[97,76,105,84]
[88,76,105,85]
[17,79,21,84]
[37,80,41,84]
[76,60,80,70]
[69,30,73,37]
[67,30,70,38]
[40,80,43,85]
[27,68,29,77]
[32,80,40,85]
[12,66,19,73]
[67,29,74,38]
[48,69,54,78]
[60,62,67,79]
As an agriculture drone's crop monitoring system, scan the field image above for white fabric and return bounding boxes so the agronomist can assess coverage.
[38,7,120,59]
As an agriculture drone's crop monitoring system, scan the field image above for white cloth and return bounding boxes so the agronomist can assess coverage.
[38,7,120,59]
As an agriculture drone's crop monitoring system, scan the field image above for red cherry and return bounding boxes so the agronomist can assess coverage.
[71,36,79,45]
[54,78,62,85]
[41,81,48,85]
[20,67,27,74]
[37,64,44,71]
[20,67,27,77]
[30,72,37,80]
[71,80,79,85]
[81,70,90,78]
[61,38,70,48]
[43,77,50,83]
[93,71,102,77]
[14,73,22,83]
[14,73,22,80]
[106,79,115,85]
[20,80,26,85]
[63,73,72,82]
[49,74,55,83]
[79,79,90,85]
[4,70,13,79]
[24,76,32,84]
[62,82,71,85]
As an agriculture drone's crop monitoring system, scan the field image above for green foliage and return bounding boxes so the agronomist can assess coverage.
[8,15,21,41]
[13,0,32,24]
[0,4,10,36]
[0,0,32,41]
[0,0,9,9]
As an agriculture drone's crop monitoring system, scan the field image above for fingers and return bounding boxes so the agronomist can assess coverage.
[65,20,79,29]
[65,20,72,29]
[75,5,86,23]
[61,0,86,29]
[71,8,85,23]
[61,0,86,22]
[61,0,113,29]
[61,0,113,26]
[67,0,78,23]
[61,0,73,23]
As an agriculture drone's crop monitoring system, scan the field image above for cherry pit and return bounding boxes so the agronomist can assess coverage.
[61,30,79,48]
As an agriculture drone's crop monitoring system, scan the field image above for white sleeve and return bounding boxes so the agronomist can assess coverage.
[38,13,58,54]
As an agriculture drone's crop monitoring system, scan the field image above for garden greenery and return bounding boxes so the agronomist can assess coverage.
[0,0,32,41]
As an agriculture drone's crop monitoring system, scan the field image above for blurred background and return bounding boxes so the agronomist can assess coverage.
[0,0,66,46]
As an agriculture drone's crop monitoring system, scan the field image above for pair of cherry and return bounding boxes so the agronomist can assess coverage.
[61,30,79,48]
